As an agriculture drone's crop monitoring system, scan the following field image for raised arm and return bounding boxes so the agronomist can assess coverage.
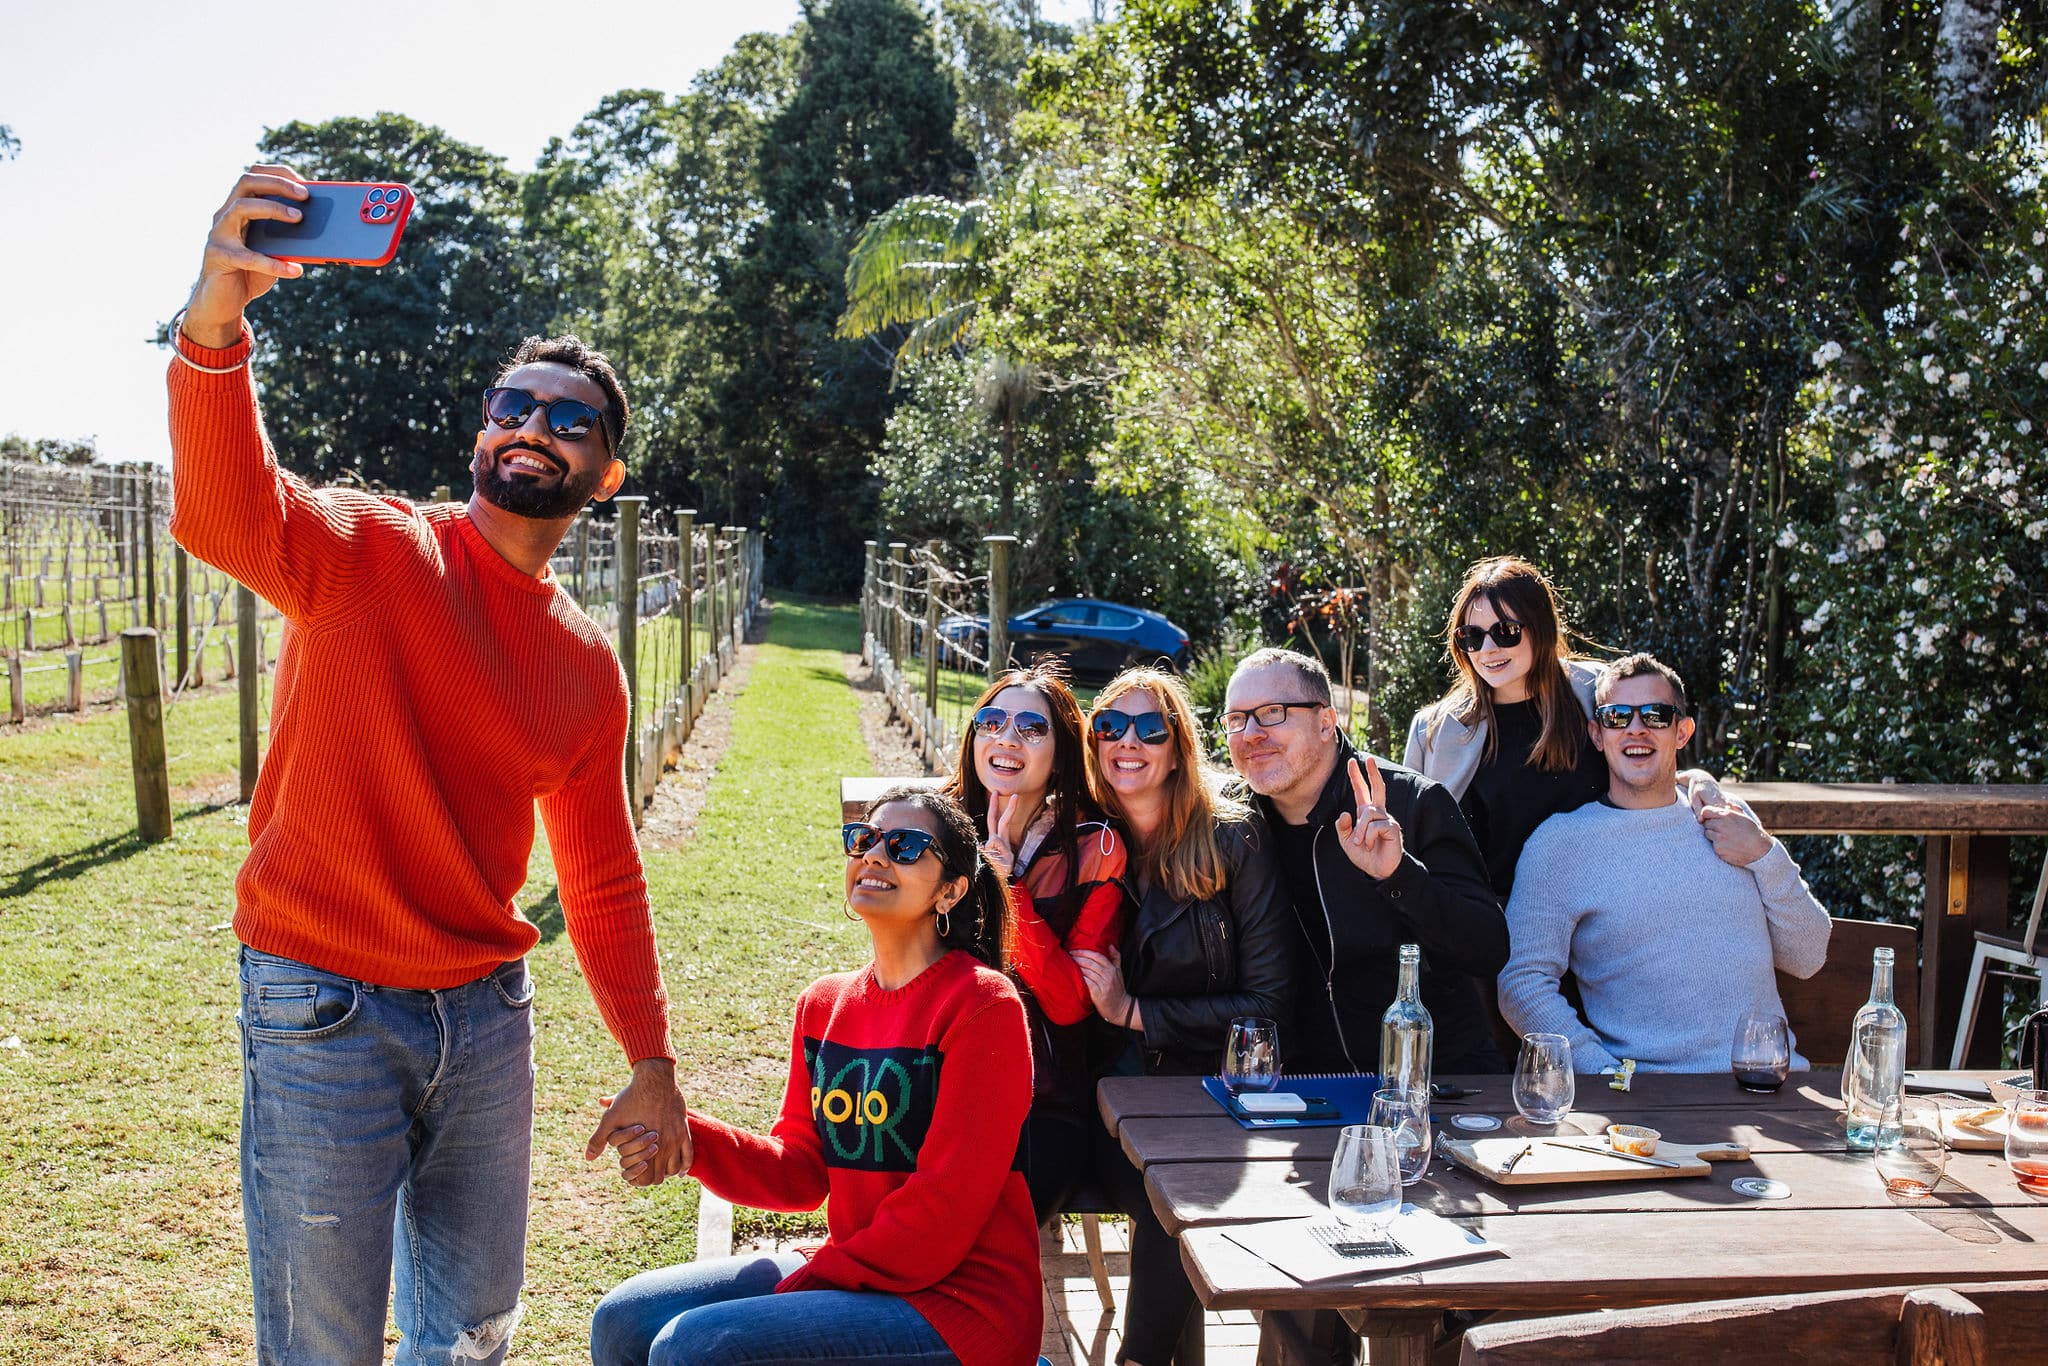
[168,165,388,624]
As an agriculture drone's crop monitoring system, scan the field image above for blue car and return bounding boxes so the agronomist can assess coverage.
[940,597,1192,682]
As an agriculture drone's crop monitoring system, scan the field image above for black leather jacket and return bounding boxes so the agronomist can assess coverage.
[1118,811,1297,1076]
[1247,733,1509,1074]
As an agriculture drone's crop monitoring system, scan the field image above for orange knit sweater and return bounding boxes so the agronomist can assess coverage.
[167,325,672,1063]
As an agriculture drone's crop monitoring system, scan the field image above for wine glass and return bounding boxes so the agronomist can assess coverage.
[1732,1010,1792,1093]
[2007,1087,2048,1195]
[1512,1033,1575,1126]
[1222,1016,1280,1094]
[1369,1087,1432,1186]
[1873,1096,1947,1198]
[1328,1124,1403,1237]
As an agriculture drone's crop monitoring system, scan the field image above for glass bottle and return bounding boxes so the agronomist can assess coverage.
[1843,947,1908,1151]
[1379,944,1434,1093]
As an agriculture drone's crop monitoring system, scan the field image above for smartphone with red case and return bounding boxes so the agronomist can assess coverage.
[246,181,415,267]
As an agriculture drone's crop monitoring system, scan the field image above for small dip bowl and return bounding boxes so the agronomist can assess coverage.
[1607,1124,1661,1156]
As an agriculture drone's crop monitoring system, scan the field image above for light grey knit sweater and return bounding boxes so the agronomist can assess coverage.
[1498,795,1833,1073]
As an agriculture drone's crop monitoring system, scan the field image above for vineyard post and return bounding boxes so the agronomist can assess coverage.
[121,627,172,841]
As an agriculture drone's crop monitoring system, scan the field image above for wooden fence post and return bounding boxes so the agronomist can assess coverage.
[888,543,910,670]
[574,511,591,606]
[616,497,646,814]
[861,541,879,659]
[984,534,1017,680]
[922,540,943,743]
[174,545,189,687]
[121,628,173,842]
[433,484,451,504]
[724,526,743,653]
[142,473,158,629]
[6,654,22,724]
[66,651,82,712]
[238,583,259,802]
[675,509,696,738]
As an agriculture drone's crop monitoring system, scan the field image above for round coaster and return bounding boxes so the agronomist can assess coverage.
[1450,1113,1503,1132]
[1731,1177,1791,1200]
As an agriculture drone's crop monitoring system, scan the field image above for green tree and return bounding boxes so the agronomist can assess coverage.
[237,114,531,493]
[712,0,976,592]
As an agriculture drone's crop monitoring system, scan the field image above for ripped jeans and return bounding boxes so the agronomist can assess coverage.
[238,947,536,1365]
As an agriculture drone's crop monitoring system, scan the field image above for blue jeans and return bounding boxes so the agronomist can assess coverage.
[238,947,536,1365]
[590,1252,957,1366]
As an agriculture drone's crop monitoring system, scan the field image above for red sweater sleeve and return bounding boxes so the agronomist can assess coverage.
[780,993,1031,1296]
[167,327,411,627]
[537,681,674,1064]
[683,1017,830,1213]
[1007,825,1129,1026]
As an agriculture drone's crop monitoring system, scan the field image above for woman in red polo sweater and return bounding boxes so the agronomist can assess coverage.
[590,787,1041,1366]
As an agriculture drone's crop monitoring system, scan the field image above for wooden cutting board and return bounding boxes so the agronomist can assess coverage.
[1937,1105,2014,1152]
[1438,1133,1751,1185]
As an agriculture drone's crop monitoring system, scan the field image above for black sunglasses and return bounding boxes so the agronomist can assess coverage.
[483,386,609,445]
[1593,702,1685,730]
[1091,709,1173,745]
[842,822,943,865]
[1454,621,1525,653]
[972,706,1052,744]
[1220,701,1321,735]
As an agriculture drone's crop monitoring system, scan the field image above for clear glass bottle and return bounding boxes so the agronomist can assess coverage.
[1843,947,1908,1151]
[1379,944,1434,1092]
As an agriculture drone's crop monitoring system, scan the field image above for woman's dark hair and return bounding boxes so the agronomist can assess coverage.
[864,784,1012,973]
[1432,555,1588,773]
[940,662,1091,891]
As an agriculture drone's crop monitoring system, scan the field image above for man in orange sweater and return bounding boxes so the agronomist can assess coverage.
[169,165,687,1366]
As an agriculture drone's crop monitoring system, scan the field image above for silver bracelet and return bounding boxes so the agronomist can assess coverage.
[168,308,249,374]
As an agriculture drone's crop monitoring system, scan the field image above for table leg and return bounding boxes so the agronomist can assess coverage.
[1339,1308,1438,1366]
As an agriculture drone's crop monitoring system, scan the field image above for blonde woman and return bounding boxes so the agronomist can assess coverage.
[1070,668,1293,1366]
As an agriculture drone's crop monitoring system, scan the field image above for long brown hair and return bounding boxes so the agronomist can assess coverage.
[1085,668,1247,903]
[1431,556,1588,772]
[864,785,1012,973]
[939,663,1090,887]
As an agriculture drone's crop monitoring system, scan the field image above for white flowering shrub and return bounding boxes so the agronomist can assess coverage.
[1782,133,2046,926]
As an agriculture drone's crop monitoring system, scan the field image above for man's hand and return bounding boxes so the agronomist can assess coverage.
[1071,947,1141,1033]
[1699,803,1773,868]
[181,164,310,349]
[981,791,1026,882]
[1682,769,1728,817]
[1332,756,1404,880]
[587,1057,691,1187]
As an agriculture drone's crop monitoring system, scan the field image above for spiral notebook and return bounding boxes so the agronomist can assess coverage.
[1203,1072,1384,1129]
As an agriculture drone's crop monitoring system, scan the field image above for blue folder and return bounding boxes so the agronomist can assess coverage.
[1202,1072,1384,1129]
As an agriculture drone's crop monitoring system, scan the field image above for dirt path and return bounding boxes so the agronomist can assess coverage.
[842,647,935,779]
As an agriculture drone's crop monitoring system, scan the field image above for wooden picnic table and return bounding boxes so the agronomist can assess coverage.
[1098,1070,2045,1365]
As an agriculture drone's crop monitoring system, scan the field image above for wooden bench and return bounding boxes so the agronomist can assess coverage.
[1457,1279,2048,1364]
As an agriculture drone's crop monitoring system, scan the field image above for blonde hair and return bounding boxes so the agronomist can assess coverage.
[1086,668,1247,903]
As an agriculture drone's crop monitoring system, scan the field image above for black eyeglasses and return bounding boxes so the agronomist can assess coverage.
[1220,701,1321,735]
[483,386,609,446]
[972,706,1051,744]
[1592,702,1685,730]
[1091,709,1173,745]
[842,822,942,865]
[1453,621,1525,653]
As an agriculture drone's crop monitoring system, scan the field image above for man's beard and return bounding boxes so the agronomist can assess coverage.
[472,445,605,520]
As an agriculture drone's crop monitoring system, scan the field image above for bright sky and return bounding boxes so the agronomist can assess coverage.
[0,0,1089,467]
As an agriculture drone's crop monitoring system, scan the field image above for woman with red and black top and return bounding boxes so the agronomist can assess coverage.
[942,664,1129,1223]
[590,788,1040,1366]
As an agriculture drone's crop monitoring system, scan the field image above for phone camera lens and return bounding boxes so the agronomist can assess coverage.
[368,204,388,221]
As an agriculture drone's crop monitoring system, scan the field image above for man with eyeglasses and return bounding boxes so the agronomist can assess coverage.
[167,165,686,1364]
[1222,648,1509,1074]
[1498,654,1831,1072]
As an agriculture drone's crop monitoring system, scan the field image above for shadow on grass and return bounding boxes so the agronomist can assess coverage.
[0,800,237,899]
[528,887,565,943]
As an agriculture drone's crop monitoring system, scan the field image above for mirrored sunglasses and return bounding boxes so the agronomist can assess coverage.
[1593,702,1684,730]
[841,822,940,865]
[972,706,1051,744]
[483,386,607,443]
[1091,708,1172,745]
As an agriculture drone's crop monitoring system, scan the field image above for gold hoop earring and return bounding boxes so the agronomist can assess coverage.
[842,899,859,922]
[935,907,952,939]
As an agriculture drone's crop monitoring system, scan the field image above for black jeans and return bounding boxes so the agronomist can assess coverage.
[1094,1119,1197,1364]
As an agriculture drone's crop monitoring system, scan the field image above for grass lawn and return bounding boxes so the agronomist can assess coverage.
[0,595,870,1363]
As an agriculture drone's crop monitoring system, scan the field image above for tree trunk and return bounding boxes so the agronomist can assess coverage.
[1936,0,2003,143]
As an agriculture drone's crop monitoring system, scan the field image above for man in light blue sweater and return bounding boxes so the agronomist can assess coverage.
[1499,654,1831,1073]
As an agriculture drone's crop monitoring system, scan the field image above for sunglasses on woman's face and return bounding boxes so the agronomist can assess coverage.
[842,822,940,864]
[1454,620,1525,653]
[1592,702,1685,730]
[1091,709,1172,745]
[483,386,608,444]
[972,706,1051,744]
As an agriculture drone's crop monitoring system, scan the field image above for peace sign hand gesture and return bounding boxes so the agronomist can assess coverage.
[1332,756,1404,881]
[982,791,1028,881]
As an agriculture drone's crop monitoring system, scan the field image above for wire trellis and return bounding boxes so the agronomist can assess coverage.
[861,539,1010,774]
